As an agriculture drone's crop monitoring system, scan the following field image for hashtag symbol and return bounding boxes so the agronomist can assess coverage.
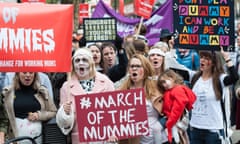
[80,97,92,109]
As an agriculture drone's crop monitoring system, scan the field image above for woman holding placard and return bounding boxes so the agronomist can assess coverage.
[56,48,115,144]
[118,54,167,144]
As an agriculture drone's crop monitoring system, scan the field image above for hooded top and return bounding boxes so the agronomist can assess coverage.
[162,85,196,142]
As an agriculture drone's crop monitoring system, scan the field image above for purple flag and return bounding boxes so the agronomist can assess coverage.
[92,0,173,46]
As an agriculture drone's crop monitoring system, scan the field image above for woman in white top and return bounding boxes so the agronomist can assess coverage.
[189,47,238,144]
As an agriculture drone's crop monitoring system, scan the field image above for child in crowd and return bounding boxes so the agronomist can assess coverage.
[157,69,196,144]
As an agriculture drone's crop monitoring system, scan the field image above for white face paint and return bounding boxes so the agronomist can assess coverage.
[73,55,90,79]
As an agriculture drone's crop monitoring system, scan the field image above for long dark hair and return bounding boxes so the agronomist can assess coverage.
[87,43,104,71]
[192,51,224,100]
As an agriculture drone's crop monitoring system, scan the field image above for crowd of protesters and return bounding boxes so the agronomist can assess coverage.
[0,20,240,144]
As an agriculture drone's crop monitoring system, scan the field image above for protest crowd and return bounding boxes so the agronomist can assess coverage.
[1,0,240,144]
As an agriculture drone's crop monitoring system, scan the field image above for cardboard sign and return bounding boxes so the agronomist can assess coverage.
[173,0,235,51]
[0,3,73,72]
[134,0,155,19]
[79,3,89,24]
[74,88,149,142]
[83,18,117,42]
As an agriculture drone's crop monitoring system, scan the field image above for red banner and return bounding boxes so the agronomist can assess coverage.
[21,0,46,3]
[134,0,155,19]
[0,3,73,72]
[119,0,124,15]
[79,3,89,24]
[74,88,149,142]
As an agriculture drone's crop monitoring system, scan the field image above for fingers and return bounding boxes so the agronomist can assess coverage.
[0,132,4,144]
[220,46,224,52]
[220,46,230,60]
[28,112,39,121]
[63,101,72,115]
[67,101,72,105]
[107,136,118,143]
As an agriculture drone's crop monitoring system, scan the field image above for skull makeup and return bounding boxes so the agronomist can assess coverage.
[73,55,90,78]
[72,48,95,79]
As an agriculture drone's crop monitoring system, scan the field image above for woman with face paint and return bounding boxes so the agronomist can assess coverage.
[56,48,115,144]
[118,54,168,144]
[157,69,196,144]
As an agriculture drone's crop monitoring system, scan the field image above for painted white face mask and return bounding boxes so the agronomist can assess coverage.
[73,55,90,79]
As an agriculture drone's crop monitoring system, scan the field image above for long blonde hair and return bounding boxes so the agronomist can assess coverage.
[119,54,161,100]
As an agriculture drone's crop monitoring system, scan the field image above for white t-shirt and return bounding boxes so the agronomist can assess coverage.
[140,100,168,144]
[190,76,224,130]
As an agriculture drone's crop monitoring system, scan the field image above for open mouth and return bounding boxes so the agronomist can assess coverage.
[80,67,84,71]
[132,73,138,77]
[24,79,32,84]
[153,61,158,64]
[25,79,31,82]
[93,56,97,60]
